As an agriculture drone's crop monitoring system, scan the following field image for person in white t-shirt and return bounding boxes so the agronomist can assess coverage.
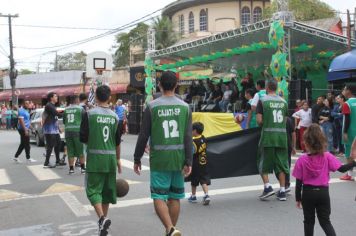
[219,84,233,112]
[292,100,312,152]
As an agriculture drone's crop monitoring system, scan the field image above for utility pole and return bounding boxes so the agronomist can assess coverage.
[347,10,351,51]
[54,50,58,71]
[0,13,19,107]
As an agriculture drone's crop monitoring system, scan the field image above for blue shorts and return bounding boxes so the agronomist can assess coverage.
[150,171,185,201]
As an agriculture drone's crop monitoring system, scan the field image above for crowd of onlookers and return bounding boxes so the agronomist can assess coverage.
[292,91,347,156]
[182,72,266,113]
[0,102,44,129]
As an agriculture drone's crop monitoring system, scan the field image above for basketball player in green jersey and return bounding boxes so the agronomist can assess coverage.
[256,79,289,201]
[134,71,193,236]
[63,95,86,174]
[80,85,122,236]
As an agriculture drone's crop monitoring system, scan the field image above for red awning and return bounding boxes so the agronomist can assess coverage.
[0,83,128,101]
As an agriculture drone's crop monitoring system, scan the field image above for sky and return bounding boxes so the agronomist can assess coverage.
[0,0,355,72]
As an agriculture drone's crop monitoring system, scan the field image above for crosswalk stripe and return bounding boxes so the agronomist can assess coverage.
[59,192,90,217]
[120,159,149,171]
[27,165,61,181]
[0,169,11,185]
[84,178,347,210]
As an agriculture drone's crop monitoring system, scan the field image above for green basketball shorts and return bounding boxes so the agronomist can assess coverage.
[66,137,84,158]
[257,147,289,175]
[150,171,185,201]
[85,172,117,205]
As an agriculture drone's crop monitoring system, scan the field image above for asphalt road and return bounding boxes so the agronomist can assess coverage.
[0,130,355,236]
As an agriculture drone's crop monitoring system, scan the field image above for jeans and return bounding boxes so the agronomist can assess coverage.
[302,186,336,236]
[6,119,11,129]
[15,129,31,159]
[333,121,345,153]
[321,122,333,152]
[219,100,229,112]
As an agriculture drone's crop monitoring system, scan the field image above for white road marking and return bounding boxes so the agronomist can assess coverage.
[84,178,347,210]
[27,165,61,181]
[0,169,11,185]
[59,192,90,217]
[120,159,149,171]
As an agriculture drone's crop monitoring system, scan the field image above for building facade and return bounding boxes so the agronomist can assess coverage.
[163,0,270,38]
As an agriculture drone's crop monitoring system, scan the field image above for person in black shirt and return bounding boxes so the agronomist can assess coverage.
[311,96,325,123]
[210,85,223,111]
[187,122,211,205]
[318,97,334,152]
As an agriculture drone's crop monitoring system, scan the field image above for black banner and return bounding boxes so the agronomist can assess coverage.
[205,128,261,179]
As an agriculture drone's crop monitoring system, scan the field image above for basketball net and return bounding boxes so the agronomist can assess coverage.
[94,69,111,86]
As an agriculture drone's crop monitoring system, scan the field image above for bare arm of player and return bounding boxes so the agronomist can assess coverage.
[256,100,263,126]
[116,145,122,174]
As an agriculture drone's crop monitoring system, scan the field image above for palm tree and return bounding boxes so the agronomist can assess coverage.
[152,16,178,50]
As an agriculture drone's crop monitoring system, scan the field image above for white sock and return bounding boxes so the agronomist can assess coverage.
[204,192,209,196]
[264,183,271,188]
[191,194,196,197]
[280,187,286,192]
[347,170,353,177]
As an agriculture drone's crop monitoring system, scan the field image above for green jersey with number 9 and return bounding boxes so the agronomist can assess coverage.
[149,96,190,171]
[86,107,119,173]
[260,95,288,147]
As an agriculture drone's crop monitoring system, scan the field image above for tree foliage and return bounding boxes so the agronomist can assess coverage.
[152,16,178,50]
[113,23,149,68]
[113,17,178,68]
[19,69,34,75]
[54,51,87,71]
[264,0,335,21]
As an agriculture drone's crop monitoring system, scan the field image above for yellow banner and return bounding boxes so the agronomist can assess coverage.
[192,112,241,138]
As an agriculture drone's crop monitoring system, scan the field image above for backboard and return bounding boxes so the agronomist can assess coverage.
[86,51,113,78]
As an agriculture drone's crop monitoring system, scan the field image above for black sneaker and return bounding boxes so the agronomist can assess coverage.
[98,217,111,236]
[43,163,56,168]
[81,167,86,174]
[259,186,275,200]
[56,161,67,166]
[277,191,287,201]
[69,169,74,174]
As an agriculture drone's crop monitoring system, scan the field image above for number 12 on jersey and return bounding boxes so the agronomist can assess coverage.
[162,120,179,138]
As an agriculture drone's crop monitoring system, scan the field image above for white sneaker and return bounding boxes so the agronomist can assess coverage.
[13,157,22,163]
[26,158,37,163]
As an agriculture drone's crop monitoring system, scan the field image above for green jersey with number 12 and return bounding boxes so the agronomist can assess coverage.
[260,95,288,148]
[149,96,190,171]
[86,107,119,173]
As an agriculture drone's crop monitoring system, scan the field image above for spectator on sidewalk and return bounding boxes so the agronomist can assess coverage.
[292,100,312,152]
[331,94,346,155]
[318,98,334,152]
[312,96,325,124]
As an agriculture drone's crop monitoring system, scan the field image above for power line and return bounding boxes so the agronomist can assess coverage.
[0,23,114,31]
[14,8,162,52]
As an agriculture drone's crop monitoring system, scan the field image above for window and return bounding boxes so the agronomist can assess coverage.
[179,14,185,35]
[253,7,262,23]
[241,7,251,26]
[200,9,208,31]
[189,12,194,33]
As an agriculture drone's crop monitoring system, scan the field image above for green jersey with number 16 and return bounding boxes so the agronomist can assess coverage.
[260,95,288,148]
[86,107,119,173]
[149,96,190,171]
